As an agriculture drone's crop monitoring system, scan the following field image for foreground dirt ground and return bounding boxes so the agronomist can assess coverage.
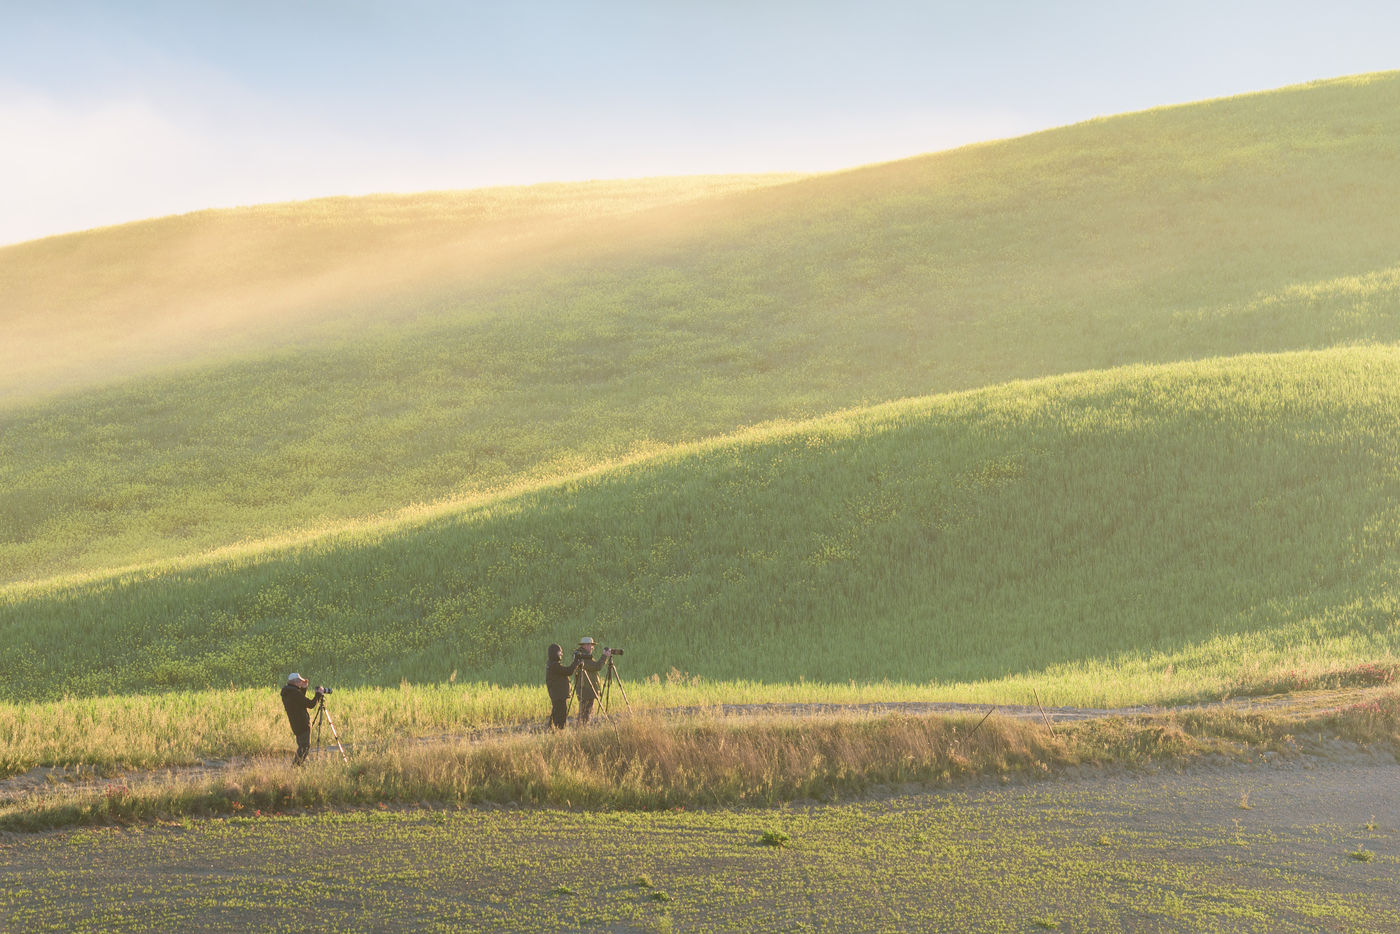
[1,752,1395,932]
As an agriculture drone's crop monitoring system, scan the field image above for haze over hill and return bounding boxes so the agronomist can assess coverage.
[0,174,805,402]
[2,73,1399,700]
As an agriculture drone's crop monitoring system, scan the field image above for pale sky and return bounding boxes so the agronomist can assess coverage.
[2,0,1396,246]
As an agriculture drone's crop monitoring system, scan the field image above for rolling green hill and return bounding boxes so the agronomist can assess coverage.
[3,347,1398,703]
[2,73,1399,704]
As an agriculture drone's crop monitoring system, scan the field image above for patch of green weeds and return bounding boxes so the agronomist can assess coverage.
[759,829,790,848]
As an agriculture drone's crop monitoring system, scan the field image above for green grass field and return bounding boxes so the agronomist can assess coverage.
[4,347,1400,706]
[2,73,1399,726]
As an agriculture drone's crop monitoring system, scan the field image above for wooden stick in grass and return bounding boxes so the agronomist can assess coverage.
[1032,688,1057,738]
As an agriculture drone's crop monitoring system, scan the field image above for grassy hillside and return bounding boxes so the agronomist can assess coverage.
[0,173,803,403]
[4,73,1400,584]
[4,346,1397,703]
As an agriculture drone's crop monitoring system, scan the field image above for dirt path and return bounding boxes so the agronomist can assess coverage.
[1,755,1396,932]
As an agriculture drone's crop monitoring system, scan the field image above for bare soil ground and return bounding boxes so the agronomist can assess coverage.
[0,751,1395,932]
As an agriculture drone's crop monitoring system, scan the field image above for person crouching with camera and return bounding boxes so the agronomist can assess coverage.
[281,672,324,766]
[545,644,579,730]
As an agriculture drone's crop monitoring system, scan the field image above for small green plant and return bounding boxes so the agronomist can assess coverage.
[648,890,671,902]
[552,884,576,895]
[636,875,654,889]
[1032,918,1058,930]
[1349,848,1374,862]
[759,829,790,848]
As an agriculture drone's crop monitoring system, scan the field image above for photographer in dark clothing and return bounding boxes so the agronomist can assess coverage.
[573,637,605,725]
[545,644,579,730]
[281,672,323,766]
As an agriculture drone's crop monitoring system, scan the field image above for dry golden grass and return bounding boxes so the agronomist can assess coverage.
[6,691,1396,831]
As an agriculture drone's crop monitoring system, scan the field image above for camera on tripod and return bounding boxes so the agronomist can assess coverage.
[316,685,333,696]
[567,638,631,723]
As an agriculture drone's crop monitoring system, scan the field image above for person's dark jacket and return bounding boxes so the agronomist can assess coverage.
[281,683,317,732]
[546,644,577,700]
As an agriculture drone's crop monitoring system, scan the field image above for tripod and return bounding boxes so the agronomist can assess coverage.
[597,654,631,717]
[311,694,349,762]
[569,652,631,724]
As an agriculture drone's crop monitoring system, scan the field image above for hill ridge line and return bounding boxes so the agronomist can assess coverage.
[8,70,1394,251]
[5,342,1393,600]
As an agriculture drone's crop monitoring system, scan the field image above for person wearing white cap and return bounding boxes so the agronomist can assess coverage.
[572,638,605,725]
[281,672,324,765]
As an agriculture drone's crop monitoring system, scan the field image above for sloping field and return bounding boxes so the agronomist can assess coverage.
[3,346,1398,703]
[4,73,1400,584]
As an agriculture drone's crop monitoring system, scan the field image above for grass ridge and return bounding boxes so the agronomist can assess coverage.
[4,691,1396,833]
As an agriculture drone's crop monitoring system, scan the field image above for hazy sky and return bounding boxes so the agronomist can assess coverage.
[2,0,1396,245]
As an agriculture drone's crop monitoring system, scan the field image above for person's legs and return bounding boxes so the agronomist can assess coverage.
[293,728,311,765]
[550,694,569,729]
[577,696,594,725]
